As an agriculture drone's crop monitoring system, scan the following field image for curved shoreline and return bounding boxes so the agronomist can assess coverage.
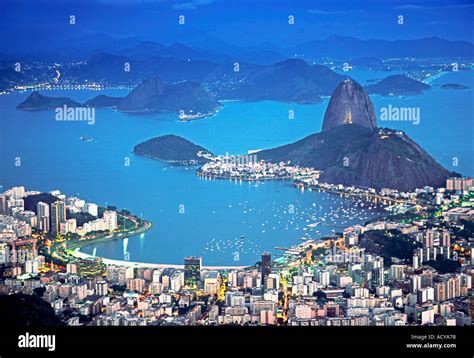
[423,70,448,84]
[66,219,247,270]
[65,184,387,270]
[71,249,247,270]
[66,218,152,251]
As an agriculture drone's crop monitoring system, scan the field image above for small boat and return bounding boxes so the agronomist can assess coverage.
[80,136,94,142]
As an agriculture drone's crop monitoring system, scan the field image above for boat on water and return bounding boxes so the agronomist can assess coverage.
[80,136,94,142]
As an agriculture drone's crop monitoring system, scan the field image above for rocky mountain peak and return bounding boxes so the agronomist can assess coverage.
[322,78,377,131]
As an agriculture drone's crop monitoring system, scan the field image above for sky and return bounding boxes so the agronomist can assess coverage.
[1,0,473,52]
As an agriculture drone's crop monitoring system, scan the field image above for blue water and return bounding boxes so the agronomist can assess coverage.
[371,71,474,174]
[0,70,472,265]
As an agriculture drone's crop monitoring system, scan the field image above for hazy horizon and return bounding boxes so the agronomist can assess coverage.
[1,0,473,55]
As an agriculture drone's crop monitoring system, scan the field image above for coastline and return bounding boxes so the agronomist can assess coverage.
[66,219,152,250]
[133,152,208,165]
[70,249,247,270]
[62,216,152,260]
[423,70,448,84]
[196,172,292,181]
[65,181,393,270]
[65,218,247,270]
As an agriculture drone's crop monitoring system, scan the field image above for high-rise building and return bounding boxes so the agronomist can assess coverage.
[66,263,77,274]
[446,177,473,191]
[441,231,451,248]
[84,203,98,217]
[170,271,184,292]
[66,218,77,234]
[96,281,108,296]
[50,201,66,235]
[420,271,434,288]
[371,267,385,288]
[184,256,202,288]
[410,275,422,293]
[11,186,25,199]
[103,210,118,231]
[127,278,146,293]
[228,270,239,287]
[267,273,280,290]
[36,202,50,232]
[424,231,435,248]
[0,243,10,264]
[434,281,446,302]
[60,218,77,235]
[390,265,405,281]
[203,271,220,296]
[412,252,420,270]
[0,195,7,214]
[261,252,271,286]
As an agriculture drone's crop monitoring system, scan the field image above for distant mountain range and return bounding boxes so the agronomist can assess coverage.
[16,67,443,121]
[257,79,451,191]
[4,33,474,103]
[66,56,347,104]
[288,36,474,60]
[5,33,473,63]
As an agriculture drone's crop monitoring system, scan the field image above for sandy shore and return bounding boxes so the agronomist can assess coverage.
[71,249,247,270]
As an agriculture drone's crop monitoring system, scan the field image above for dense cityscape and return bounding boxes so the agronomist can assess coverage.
[0,174,472,327]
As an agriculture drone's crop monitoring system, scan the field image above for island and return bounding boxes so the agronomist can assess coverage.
[364,74,431,96]
[440,83,470,90]
[133,134,213,165]
[16,91,81,110]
